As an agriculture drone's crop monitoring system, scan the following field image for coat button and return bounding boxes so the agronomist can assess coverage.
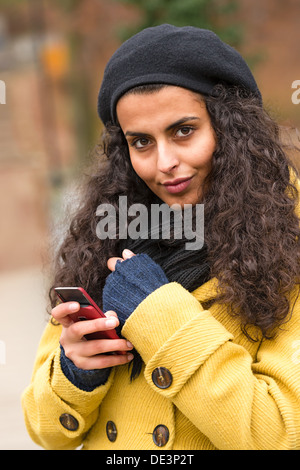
[152,367,173,389]
[152,424,169,447]
[59,413,79,431]
[106,420,117,442]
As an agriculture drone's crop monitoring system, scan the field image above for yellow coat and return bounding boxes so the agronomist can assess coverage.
[22,277,300,450]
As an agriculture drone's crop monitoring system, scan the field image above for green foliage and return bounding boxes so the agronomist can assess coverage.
[117,0,243,46]
[0,0,80,12]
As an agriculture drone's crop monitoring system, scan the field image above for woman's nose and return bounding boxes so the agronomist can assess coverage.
[156,142,180,173]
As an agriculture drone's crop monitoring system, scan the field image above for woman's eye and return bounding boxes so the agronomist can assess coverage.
[176,126,193,137]
[132,137,150,149]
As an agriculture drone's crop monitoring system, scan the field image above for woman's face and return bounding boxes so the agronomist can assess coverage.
[116,86,216,207]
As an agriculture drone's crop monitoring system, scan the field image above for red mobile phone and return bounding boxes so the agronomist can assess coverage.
[54,286,120,341]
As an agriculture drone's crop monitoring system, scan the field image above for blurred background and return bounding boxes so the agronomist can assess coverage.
[0,0,299,450]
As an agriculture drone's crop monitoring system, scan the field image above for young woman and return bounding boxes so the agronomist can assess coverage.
[22,24,300,450]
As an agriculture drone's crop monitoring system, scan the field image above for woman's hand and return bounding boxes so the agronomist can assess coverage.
[103,249,169,326]
[51,302,134,370]
[107,248,135,272]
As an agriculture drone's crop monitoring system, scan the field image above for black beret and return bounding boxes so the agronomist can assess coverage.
[97,24,261,126]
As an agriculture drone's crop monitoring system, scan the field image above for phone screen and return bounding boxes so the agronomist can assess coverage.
[55,287,91,306]
[54,286,121,345]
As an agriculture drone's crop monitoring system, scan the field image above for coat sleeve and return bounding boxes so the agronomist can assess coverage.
[122,282,300,450]
[21,319,114,450]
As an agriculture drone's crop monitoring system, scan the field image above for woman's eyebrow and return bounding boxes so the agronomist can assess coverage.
[124,116,200,137]
[165,116,200,131]
[125,130,150,138]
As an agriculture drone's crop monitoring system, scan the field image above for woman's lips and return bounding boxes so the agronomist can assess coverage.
[163,177,193,194]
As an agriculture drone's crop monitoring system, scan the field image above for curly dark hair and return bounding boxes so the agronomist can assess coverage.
[49,84,300,345]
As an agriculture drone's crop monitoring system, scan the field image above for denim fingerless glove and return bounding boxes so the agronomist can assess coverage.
[102,253,169,326]
[60,344,111,392]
